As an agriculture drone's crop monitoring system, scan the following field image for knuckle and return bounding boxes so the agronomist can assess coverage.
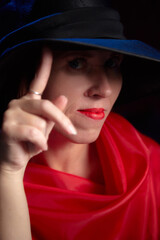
[40,99,50,111]
[28,127,39,139]
[8,99,18,108]
[3,109,14,122]
[2,121,13,135]
[27,127,46,147]
[2,122,9,133]
[37,119,46,131]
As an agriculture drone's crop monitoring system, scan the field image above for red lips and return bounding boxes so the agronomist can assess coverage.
[78,108,105,120]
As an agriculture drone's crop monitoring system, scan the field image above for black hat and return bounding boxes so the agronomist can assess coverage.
[0,0,160,62]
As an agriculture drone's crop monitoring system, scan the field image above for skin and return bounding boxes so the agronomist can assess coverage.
[43,49,123,177]
[44,50,123,143]
[0,48,123,240]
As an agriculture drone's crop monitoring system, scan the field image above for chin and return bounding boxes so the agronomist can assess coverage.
[52,126,102,144]
[66,129,101,144]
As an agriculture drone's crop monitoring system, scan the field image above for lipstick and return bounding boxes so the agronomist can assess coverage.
[78,108,105,120]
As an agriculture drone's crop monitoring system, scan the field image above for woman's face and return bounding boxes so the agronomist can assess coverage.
[43,50,123,143]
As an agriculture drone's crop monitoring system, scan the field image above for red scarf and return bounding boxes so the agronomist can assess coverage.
[24,113,160,240]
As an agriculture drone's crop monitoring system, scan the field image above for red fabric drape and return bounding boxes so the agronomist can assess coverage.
[24,113,160,240]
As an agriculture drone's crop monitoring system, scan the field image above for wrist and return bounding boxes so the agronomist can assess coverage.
[0,163,26,180]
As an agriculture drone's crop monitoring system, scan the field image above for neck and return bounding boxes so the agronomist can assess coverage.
[42,130,104,184]
[44,130,90,178]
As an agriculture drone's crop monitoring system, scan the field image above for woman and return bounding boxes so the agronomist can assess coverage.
[0,1,160,239]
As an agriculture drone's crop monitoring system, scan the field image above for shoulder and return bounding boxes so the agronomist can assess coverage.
[104,112,160,179]
[103,112,160,170]
[105,112,160,150]
[104,112,160,195]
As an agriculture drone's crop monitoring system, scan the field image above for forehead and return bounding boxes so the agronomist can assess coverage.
[54,49,120,58]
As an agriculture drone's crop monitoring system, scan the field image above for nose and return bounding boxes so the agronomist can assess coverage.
[84,67,112,98]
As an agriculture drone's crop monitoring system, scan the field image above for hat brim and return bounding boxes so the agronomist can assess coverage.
[0,37,159,104]
[1,37,160,63]
[0,7,160,62]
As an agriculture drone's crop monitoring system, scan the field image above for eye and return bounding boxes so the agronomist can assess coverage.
[104,55,122,69]
[68,58,87,70]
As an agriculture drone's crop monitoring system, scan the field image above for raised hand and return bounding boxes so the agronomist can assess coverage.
[0,48,77,173]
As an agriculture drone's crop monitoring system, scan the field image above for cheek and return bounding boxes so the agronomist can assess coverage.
[44,71,86,100]
[110,76,123,103]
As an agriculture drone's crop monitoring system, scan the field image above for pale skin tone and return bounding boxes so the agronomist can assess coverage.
[0,48,123,239]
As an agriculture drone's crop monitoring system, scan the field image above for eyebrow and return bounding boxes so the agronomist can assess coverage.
[60,51,93,58]
[55,50,122,60]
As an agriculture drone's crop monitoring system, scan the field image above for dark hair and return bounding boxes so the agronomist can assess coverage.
[0,44,43,126]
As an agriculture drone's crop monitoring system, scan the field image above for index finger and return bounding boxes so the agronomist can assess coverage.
[27,47,53,98]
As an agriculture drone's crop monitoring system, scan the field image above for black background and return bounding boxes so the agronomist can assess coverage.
[113,0,160,50]
[112,0,160,142]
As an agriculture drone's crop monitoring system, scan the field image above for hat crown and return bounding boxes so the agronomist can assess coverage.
[0,0,112,39]
[31,0,112,20]
[34,0,112,12]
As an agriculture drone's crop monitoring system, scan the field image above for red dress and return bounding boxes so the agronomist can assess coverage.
[24,113,160,240]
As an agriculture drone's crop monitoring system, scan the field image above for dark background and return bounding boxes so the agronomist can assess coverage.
[112,0,160,143]
[114,0,160,49]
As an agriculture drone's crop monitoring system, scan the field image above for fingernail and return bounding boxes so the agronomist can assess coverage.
[67,125,77,135]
